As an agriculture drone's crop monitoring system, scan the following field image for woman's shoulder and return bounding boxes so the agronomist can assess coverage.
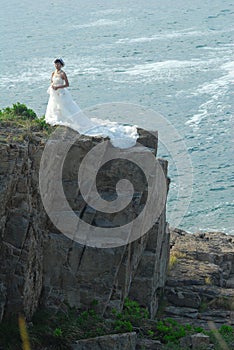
[60,70,67,77]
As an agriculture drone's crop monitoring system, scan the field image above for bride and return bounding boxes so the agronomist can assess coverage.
[45,58,138,148]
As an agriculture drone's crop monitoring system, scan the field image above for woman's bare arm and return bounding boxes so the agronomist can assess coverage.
[50,72,54,84]
[61,71,69,87]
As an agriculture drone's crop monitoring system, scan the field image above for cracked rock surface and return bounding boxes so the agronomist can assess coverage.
[165,228,234,329]
[0,126,170,321]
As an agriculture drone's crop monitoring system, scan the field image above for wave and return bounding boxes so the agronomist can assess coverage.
[0,71,49,86]
[93,9,122,15]
[116,30,204,44]
[120,58,221,78]
[116,28,234,44]
[197,61,234,94]
[74,19,122,29]
[186,60,234,126]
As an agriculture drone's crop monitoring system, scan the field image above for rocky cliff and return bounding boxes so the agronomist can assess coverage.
[165,228,234,329]
[0,124,170,321]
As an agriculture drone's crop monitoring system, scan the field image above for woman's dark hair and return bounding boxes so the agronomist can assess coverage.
[54,58,65,67]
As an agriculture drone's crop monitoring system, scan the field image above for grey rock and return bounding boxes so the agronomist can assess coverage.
[166,229,234,329]
[180,333,210,350]
[0,282,7,321]
[0,127,170,321]
[72,332,137,350]
[226,276,234,288]
[136,338,162,349]
[166,287,201,308]
[165,306,198,318]
[191,333,210,349]
[180,335,192,348]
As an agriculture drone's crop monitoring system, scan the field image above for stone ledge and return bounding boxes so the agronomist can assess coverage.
[72,332,137,350]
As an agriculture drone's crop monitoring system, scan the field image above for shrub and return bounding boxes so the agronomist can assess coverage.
[0,102,37,120]
[53,327,63,337]
[112,297,149,333]
[0,103,54,141]
[155,318,187,344]
[12,102,37,119]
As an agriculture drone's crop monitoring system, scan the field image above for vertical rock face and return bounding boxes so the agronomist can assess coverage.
[0,141,46,320]
[0,127,170,321]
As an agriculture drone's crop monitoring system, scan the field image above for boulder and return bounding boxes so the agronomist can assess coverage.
[72,332,137,350]
[136,338,162,349]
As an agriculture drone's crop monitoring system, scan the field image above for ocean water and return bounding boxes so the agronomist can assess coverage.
[0,0,233,234]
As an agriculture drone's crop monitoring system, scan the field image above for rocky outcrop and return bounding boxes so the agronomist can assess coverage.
[136,338,162,349]
[165,228,234,329]
[180,333,211,350]
[0,126,170,321]
[72,332,137,350]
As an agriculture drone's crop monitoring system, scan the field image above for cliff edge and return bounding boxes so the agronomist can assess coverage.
[0,114,170,322]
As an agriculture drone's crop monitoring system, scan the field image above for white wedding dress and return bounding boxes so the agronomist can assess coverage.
[45,75,138,148]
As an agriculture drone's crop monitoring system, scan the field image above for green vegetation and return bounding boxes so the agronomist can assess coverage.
[154,318,187,343]
[0,299,233,350]
[208,325,234,350]
[0,102,37,120]
[112,297,149,332]
[219,325,233,343]
[0,307,108,350]
[0,102,54,143]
